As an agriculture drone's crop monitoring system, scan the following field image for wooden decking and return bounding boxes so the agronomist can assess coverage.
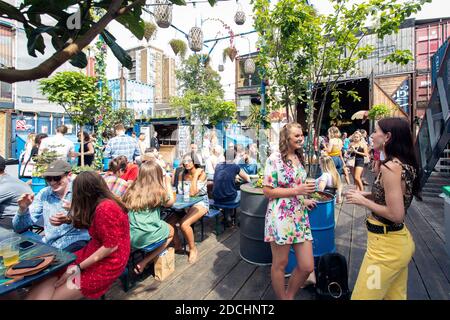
[106,194,450,300]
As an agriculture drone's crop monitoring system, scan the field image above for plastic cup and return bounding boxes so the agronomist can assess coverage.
[0,237,21,268]
[183,182,190,201]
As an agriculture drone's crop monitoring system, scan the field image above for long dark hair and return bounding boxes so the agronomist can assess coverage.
[378,118,421,198]
[70,171,128,229]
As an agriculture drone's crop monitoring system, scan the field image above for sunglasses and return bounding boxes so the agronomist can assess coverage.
[45,175,65,182]
[182,160,193,165]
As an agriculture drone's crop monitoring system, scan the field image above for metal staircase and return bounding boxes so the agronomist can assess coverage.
[415,39,450,190]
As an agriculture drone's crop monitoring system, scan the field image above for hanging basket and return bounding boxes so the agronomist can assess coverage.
[234,11,246,25]
[244,58,256,74]
[143,22,157,42]
[218,64,224,72]
[154,0,172,28]
[223,47,238,62]
[188,27,203,52]
[169,39,187,57]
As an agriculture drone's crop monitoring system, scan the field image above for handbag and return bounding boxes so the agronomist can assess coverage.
[364,156,370,165]
[346,157,355,167]
[154,247,175,281]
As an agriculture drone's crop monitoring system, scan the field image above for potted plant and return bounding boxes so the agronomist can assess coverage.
[368,103,392,120]
[31,150,59,193]
[144,22,157,42]
[169,39,187,57]
[223,47,238,63]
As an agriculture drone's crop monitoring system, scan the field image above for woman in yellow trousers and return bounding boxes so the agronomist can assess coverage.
[346,118,420,300]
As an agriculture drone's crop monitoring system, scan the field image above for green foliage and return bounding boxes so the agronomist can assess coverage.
[244,104,270,131]
[39,71,108,126]
[32,150,59,177]
[223,47,238,63]
[169,39,187,57]
[71,165,97,175]
[252,0,431,169]
[143,21,157,42]
[176,55,223,97]
[383,49,414,65]
[368,104,391,120]
[170,90,236,126]
[0,0,217,75]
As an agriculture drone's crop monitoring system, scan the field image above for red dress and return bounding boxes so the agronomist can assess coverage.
[121,163,139,182]
[70,199,130,299]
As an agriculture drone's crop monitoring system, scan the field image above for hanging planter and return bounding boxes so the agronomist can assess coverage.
[169,39,187,57]
[188,27,203,52]
[143,22,157,42]
[244,58,256,74]
[234,10,246,25]
[154,0,172,28]
[223,47,238,63]
[218,64,224,72]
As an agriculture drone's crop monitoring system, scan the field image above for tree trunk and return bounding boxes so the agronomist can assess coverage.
[80,125,85,167]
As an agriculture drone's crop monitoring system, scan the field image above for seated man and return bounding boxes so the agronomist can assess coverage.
[213,148,251,225]
[13,160,90,253]
[0,156,32,229]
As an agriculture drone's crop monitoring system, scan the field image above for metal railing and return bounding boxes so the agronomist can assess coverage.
[415,39,450,189]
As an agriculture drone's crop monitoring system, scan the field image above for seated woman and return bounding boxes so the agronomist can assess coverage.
[27,171,130,300]
[117,155,139,182]
[167,153,208,264]
[122,160,175,274]
[103,157,129,197]
[316,155,342,203]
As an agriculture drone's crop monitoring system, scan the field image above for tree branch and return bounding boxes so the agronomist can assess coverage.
[0,0,148,83]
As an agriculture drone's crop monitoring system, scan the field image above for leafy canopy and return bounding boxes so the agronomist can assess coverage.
[0,0,218,83]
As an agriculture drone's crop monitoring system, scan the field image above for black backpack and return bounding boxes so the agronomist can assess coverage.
[316,253,351,300]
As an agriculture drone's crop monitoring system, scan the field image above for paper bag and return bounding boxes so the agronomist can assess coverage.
[154,247,175,281]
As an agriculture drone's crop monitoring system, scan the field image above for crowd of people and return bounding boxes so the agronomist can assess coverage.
[262,118,420,300]
[0,117,420,301]
[0,123,258,300]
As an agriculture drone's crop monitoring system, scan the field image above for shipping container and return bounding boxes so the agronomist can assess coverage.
[350,24,415,78]
[415,19,450,106]
[415,19,450,72]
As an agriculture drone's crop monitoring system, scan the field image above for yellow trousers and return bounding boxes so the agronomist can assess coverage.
[351,218,415,300]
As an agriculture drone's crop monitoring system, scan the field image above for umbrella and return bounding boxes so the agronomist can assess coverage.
[351,110,369,120]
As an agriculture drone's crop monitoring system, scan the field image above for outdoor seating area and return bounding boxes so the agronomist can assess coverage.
[104,189,450,300]
[1,0,450,305]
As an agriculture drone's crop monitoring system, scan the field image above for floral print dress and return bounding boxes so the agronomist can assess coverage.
[263,152,313,245]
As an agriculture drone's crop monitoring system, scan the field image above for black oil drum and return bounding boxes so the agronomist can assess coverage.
[239,183,272,265]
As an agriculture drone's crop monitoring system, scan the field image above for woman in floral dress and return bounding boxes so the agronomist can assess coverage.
[263,123,317,300]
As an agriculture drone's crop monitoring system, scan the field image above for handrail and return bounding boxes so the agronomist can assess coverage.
[415,38,450,190]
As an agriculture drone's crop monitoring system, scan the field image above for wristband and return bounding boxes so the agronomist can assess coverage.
[76,264,82,272]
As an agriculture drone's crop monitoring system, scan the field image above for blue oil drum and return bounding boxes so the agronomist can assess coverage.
[31,177,46,194]
[285,191,335,274]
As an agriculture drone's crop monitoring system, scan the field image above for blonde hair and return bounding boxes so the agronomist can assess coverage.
[328,126,341,139]
[279,122,304,165]
[122,160,167,211]
[319,156,342,191]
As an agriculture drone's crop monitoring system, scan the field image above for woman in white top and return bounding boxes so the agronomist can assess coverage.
[316,155,342,203]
